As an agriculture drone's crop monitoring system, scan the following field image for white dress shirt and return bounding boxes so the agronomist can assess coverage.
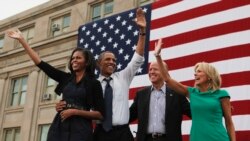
[147,84,166,134]
[98,53,144,125]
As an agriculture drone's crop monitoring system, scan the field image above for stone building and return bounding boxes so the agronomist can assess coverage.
[0,0,154,140]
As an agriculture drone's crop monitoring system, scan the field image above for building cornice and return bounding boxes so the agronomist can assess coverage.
[0,0,84,31]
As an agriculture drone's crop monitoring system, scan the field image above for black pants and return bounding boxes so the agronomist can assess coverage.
[145,136,167,141]
[93,124,134,141]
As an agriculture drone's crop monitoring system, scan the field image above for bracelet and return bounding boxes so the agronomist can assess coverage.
[139,32,146,36]
[154,53,161,57]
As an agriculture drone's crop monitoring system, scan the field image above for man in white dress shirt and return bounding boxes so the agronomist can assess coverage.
[92,8,146,141]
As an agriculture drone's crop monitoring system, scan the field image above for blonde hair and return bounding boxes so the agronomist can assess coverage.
[194,62,221,91]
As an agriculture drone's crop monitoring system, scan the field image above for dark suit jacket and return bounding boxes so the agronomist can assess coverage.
[129,85,191,141]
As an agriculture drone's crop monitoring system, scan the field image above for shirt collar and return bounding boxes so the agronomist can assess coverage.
[99,74,113,82]
[151,83,166,94]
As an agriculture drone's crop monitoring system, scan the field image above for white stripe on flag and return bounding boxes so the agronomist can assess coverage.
[151,0,219,20]
[150,5,250,40]
[169,57,250,82]
[149,30,250,61]
[225,85,250,102]
[232,115,250,131]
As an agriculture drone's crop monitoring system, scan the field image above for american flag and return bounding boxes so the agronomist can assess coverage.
[77,5,151,76]
[78,0,250,140]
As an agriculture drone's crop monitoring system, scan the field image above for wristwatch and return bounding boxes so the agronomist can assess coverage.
[139,32,146,36]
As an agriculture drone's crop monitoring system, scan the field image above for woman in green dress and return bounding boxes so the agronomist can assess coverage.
[153,39,236,141]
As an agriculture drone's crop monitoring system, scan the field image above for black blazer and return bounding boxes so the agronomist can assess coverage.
[37,61,105,141]
[37,61,105,115]
[129,85,191,141]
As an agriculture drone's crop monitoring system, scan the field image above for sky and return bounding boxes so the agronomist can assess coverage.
[0,0,50,20]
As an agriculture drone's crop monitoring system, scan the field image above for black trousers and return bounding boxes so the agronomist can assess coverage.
[145,136,167,141]
[93,124,134,141]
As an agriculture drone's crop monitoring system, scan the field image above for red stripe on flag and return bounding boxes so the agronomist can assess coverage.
[183,115,191,121]
[149,18,250,50]
[152,0,181,9]
[235,131,250,141]
[182,135,190,141]
[129,86,144,100]
[221,71,250,88]
[164,44,250,70]
[151,0,249,30]
[181,71,250,87]
[231,100,250,116]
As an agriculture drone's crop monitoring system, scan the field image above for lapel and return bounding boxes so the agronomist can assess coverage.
[165,85,174,117]
[144,86,151,115]
[143,87,152,128]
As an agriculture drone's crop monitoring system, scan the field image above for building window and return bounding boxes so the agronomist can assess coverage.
[10,76,27,106]
[51,14,71,37]
[139,0,154,6]
[42,67,64,101]
[91,0,114,21]
[38,124,50,141]
[3,128,20,141]
[0,36,4,49]
[17,27,34,47]
[42,77,62,101]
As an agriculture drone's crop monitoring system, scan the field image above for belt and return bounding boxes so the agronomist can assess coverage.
[64,103,86,110]
[112,124,129,129]
[147,133,166,139]
[97,124,129,130]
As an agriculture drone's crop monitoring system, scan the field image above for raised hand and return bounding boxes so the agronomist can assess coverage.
[154,38,163,56]
[6,28,41,64]
[6,29,23,40]
[135,8,146,29]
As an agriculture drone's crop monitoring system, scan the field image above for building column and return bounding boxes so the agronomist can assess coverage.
[0,78,6,111]
[21,70,38,141]
[0,78,6,140]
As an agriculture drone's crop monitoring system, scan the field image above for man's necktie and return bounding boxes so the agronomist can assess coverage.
[102,78,113,131]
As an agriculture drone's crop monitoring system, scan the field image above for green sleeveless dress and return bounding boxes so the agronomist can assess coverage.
[188,87,230,141]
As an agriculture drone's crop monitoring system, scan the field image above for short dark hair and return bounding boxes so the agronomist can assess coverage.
[68,47,96,77]
[97,51,115,63]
